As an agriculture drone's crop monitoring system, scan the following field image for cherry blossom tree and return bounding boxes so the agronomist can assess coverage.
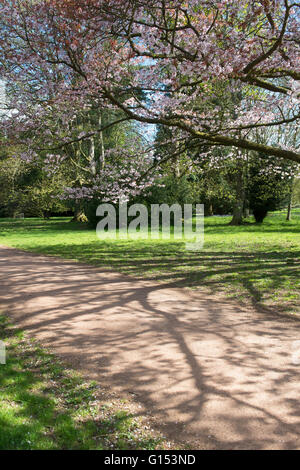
[0,0,299,201]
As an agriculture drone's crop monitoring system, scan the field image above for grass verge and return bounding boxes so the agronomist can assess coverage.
[0,314,171,450]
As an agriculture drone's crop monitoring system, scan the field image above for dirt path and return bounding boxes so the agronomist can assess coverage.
[0,245,300,449]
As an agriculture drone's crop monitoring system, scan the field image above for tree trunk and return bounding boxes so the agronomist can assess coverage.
[89,135,96,175]
[286,184,293,221]
[98,113,105,170]
[43,210,51,220]
[243,207,250,218]
[286,201,292,221]
[71,204,87,223]
[229,199,244,225]
[229,163,245,226]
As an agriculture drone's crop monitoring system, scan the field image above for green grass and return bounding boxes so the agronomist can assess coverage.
[0,211,299,314]
[0,315,168,450]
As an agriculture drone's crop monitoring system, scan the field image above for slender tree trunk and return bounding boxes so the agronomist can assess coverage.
[173,157,180,178]
[98,113,105,170]
[229,162,246,226]
[243,152,250,219]
[89,135,96,175]
[286,202,292,221]
[286,182,294,221]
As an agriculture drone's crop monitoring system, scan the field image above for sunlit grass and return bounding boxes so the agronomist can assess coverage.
[0,315,166,450]
[0,211,299,314]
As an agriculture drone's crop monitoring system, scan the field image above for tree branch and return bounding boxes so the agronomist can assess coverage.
[104,89,300,164]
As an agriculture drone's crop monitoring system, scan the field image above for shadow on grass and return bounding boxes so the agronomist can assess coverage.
[1,215,299,313]
[26,240,299,313]
[0,318,161,450]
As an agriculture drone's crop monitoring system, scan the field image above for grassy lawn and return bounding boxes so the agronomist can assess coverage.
[0,212,299,315]
[0,315,169,450]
